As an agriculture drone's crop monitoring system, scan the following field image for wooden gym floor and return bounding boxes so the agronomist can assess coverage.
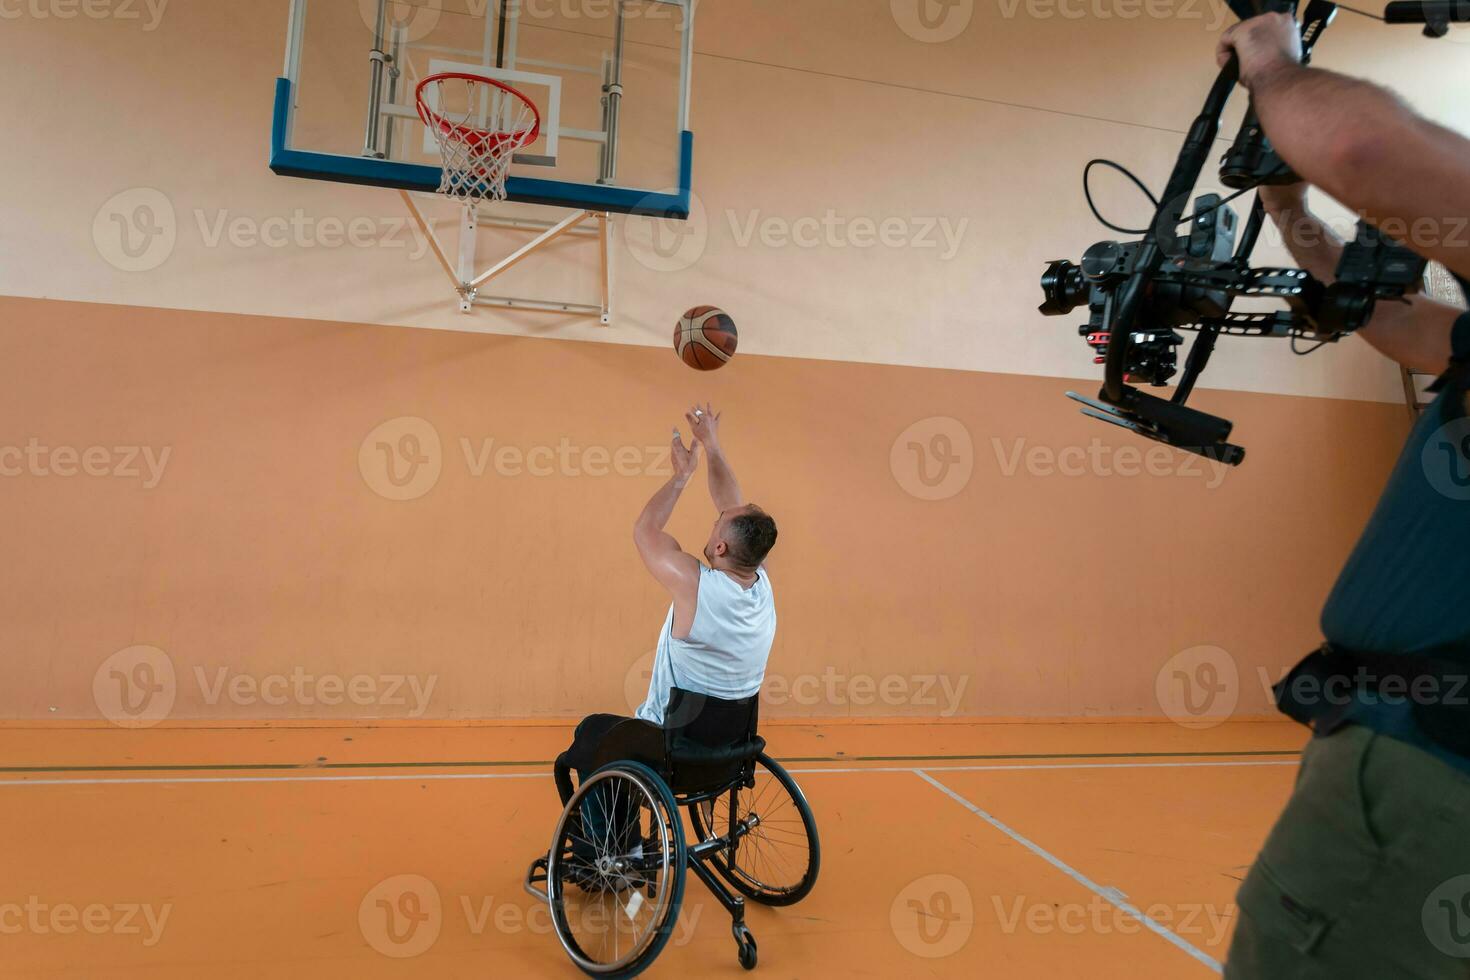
[0,720,1306,978]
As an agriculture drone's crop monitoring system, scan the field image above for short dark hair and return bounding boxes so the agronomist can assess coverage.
[727,506,778,569]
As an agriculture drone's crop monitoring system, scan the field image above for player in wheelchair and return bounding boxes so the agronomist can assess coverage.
[523,406,820,976]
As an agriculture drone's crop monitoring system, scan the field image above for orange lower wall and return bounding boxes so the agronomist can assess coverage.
[0,296,1407,722]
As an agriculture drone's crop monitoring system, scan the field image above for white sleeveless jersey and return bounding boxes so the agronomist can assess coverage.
[636,564,776,726]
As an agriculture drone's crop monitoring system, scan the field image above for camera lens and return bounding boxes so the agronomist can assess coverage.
[1039,260,1086,316]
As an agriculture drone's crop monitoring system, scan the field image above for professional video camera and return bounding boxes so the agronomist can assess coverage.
[1037,0,1465,465]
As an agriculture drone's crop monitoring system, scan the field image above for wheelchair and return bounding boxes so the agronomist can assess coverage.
[524,688,821,977]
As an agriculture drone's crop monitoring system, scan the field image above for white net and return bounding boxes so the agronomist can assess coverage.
[418,75,539,205]
[1426,261,1467,307]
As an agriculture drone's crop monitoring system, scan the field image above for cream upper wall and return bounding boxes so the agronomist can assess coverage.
[1,0,1466,402]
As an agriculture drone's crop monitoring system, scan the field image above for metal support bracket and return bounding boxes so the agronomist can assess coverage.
[397,193,613,323]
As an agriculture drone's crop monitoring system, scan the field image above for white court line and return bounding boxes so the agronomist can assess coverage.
[0,758,1297,788]
[914,769,1224,975]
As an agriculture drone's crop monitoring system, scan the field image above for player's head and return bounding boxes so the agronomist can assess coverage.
[705,504,778,572]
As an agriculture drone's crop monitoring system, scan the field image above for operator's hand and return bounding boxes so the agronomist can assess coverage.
[684,403,722,452]
[670,428,700,486]
[1218,13,1302,90]
[1256,181,1308,216]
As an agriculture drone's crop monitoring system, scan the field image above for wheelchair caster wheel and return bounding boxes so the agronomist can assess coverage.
[733,923,758,970]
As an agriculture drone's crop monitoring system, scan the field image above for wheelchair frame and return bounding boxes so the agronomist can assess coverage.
[524,690,819,976]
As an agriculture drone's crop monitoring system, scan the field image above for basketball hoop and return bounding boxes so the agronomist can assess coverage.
[416,72,541,205]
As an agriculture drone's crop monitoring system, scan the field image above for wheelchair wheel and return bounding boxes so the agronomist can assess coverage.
[548,761,687,979]
[689,752,820,906]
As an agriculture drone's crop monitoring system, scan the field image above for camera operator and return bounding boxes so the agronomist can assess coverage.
[1218,13,1470,978]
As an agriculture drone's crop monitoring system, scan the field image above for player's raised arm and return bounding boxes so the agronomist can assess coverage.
[686,404,744,513]
[633,427,703,597]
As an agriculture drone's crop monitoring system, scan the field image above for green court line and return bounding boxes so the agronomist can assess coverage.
[0,748,1300,776]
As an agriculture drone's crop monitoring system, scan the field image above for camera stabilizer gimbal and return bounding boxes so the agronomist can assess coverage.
[1038,0,1466,465]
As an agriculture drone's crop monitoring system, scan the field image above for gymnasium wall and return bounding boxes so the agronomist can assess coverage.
[0,1,1447,722]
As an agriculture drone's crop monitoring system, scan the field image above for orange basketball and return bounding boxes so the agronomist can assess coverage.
[674,306,738,371]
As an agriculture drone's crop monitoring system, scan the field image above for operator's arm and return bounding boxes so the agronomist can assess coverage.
[633,430,702,598]
[1220,13,1470,282]
[685,404,744,512]
[1260,184,1460,374]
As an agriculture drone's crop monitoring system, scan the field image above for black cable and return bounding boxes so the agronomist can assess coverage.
[1291,335,1334,355]
[1083,157,1292,235]
[1083,159,1159,235]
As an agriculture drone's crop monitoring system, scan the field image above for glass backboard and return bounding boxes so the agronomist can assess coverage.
[272,0,694,217]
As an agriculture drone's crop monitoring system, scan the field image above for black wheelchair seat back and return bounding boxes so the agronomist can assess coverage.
[585,687,764,797]
[663,687,765,797]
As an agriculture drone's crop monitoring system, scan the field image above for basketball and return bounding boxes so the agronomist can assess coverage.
[674,306,738,371]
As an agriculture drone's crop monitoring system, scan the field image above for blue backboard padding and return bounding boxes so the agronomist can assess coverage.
[270,78,691,219]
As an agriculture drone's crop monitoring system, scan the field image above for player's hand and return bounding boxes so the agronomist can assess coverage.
[670,428,700,486]
[1218,13,1301,91]
[685,404,723,451]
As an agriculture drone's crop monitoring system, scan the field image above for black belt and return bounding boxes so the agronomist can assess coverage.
[1275,643,1470,758]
